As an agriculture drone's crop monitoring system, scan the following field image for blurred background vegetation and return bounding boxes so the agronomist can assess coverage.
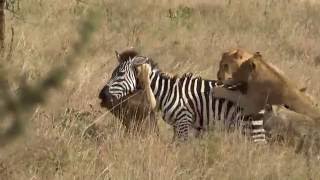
[0,0,320,179]
[0,0,101,147]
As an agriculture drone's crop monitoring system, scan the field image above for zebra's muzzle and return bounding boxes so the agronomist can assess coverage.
[99,85,117,109]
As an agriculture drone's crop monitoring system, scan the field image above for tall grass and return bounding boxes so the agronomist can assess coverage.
[0,0,320,179]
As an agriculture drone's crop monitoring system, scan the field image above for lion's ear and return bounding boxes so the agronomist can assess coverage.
[253,52,262,58]
[233,50,243,59]
[250,61,256,71]
[243,59,256,72]
[222,52,229,59]
[299,87,307,93]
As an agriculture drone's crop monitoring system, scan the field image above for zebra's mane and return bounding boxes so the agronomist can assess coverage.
[146,59,159,70]
[154,69,203,82]
[118,49,202,81]
[118,49,160,69]
[181,73,202,81]
[159,72,179,81]
[118,49,139,62]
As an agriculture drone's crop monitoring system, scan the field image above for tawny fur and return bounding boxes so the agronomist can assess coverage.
[135,63,157,110]
[263,105,320,156]
[215,50,320,125]
[106,91,158,135]
[104,48,158,135]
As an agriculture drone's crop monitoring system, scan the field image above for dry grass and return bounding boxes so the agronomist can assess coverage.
[1,0,320,179]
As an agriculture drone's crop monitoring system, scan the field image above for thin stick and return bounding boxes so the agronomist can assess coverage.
[81,90,144,138]
[96,165,111,179]
[6,25,13,61]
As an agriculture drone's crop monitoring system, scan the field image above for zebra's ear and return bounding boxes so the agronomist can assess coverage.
[115,50,122,63]
[132,56,149,66]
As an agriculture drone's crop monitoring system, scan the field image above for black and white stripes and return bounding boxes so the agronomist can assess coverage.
[101,56,266,143]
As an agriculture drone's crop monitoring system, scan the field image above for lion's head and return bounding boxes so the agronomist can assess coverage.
[217,49,253,81]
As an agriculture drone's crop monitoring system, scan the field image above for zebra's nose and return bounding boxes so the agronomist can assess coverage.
[99,85,109,99]
[99,86,115,107]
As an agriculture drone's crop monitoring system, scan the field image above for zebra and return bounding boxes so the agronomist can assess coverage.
[99,51,266,143]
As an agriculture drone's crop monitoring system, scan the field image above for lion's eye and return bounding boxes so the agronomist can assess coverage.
[223,64,229,71]
[284,104,291,109]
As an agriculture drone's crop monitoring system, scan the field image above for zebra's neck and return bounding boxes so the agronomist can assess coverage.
[149,69,177,111]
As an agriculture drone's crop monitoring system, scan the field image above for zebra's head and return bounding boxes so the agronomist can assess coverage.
[99,49,150,108]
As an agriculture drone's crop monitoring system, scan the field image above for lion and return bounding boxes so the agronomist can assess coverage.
[262,105,320,156]
[213,50,320,151]
[99,48,158,135]
[215,50,320,125]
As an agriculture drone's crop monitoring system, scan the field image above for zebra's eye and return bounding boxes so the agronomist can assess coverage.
[118,71,125,76]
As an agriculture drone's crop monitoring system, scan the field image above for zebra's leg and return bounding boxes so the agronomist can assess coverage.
[172,114,193,142]
[172,123,190,143]
[239,117,266,143]
[249,111,267,143]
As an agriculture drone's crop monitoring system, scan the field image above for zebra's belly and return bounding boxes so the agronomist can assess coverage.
[161,99,193,126]
[160,97,243,131]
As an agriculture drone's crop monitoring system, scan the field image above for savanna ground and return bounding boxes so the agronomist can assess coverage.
[1,0,320,179]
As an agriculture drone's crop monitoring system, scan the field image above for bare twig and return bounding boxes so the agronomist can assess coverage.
[5,25,13,61]
[81,90,144,138]
[0,0,5,56]
[96,164,112,179]
[0,9,102,147]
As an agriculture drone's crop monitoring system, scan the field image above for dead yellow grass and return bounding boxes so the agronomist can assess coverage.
[1,0,320,179]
